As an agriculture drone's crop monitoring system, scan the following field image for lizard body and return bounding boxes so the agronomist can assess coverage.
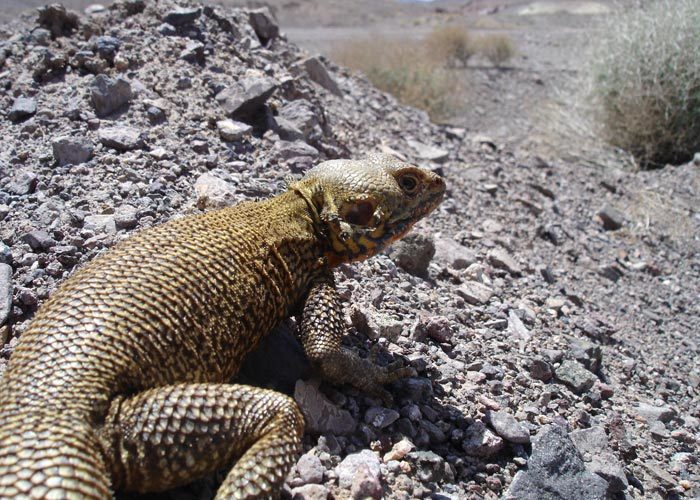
[0,154,445,498]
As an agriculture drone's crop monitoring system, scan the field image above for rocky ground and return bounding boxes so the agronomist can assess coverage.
[0,1,698,500]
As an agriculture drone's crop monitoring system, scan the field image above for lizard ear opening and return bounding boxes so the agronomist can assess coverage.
[342,200,376,226]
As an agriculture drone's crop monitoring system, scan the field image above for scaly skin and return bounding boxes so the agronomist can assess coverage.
[0,154,445,498]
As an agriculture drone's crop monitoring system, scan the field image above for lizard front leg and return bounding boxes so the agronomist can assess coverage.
[297,274,416,403]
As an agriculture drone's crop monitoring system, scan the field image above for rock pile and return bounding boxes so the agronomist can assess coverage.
[0,1,698,499]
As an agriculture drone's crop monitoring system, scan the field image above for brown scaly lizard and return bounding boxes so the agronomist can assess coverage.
[0,153,445,499]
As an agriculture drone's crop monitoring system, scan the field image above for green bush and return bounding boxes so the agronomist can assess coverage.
[591,0,700,168]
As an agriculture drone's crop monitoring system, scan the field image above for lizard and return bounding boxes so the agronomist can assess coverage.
[0,153,445,499]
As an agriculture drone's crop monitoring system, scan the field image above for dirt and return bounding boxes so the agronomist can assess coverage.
[0,1,698,499]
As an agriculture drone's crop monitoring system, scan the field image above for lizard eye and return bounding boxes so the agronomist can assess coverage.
[344,200,375,226]
[398,174,419,195]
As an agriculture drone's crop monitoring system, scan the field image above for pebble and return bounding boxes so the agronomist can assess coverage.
[407,139,449,163]
[335,449,381,489]
[216,75,278,121]
[22,230,55,251]
[52,136,94,166]
[409,450,448,482]
[387,233,435,278]
[635,402,676,423]
[456,281,493,305]
[296,453,324,485]
[291,484,328,500]
[90,75,132,117]
[383,438,414,462]
[0,264,12,326]
[528,358,553,381]
[98,126,143,152]
[486,410,530,444]
[597,204,625,231]
[163,7,201,26]
[554,359,597,394]
[350,304,403,342]
[293,56,342,96]
[364,407,400,429]
[350,464,383,499]
[461,421,504,458]
[217,119,252,142]
[432,237,477,270]
[8,97,37,122]
[487,248,522,276]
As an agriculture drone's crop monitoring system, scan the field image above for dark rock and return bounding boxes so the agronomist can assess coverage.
[248,8,279,44]
[216,76,278,121]
[555,359,597,394]
[294,380,355,435]
[387,233,435,278]
[8,97,37,122]
[22,230,55,251]
[597,205,625,231]
[163,7,201,27]
[570,426,629,494]
[456,281,493,305]
[409,450,447,482]
[599,264,624,282]
[364,407,400,429]
[395,377,433,402]
[433,237,477,270]
[98,126,143,152]
[505,425,608,500]
[293,56,342,96]
[486,410,530,444]
[91,75,132,117]
[52,136,94,166]
[37,4,79,38]
[0,264,12,326]
[528,358,553,381]
[181,40,205,64]
[462,420,504,457]
[94,36,121,62]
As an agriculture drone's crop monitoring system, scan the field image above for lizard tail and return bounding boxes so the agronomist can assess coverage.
[0,409,112,498]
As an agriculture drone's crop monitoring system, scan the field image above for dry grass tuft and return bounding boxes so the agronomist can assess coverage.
[425,25,475,68]
[333,37,461,122]
[475,34,516,67]
[589,0,700,168]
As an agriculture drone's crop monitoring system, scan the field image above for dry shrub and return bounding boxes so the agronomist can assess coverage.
[333,37,460,121]
[590,0,700,168]
[475,34,515,67]
[425,25,475,67]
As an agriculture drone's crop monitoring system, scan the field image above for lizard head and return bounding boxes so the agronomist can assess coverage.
[293,153,446,266]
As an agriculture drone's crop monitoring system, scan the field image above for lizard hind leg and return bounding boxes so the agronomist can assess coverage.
[99,383,304,499]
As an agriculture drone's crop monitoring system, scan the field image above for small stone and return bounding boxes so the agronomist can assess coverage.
[635,403,676,423]
[294,380,355,435]
[425,315,452,343]
[163,7,201,27]
[409,450,447,483]
[98,126,143,152]
[407,139,449,163]
[114,206,138,230]
[456,281,493,305]
[387,233,435,278]
[8,97,37,122]
[293,56,342,96]
[22,230,55,251]
[599,264,624,282]
[248,8,279,43]
[433,237,476,270]
[297,453,324,485]
[383,438,414,462]
[488,248,522,276]
[6,171,37,195]
[217,119,252,142]
[52,136,93,166]
[291,484,328,500]
[37,4,79,38]
[277,100,321,141]
[555,359,597,394]
[94,35,121,62]
[0,244,10,265]
[364,407,400,429]
[194,173,238,209]
[336,450,381,489]
[350,464,383,499]
[508,310,531,348]
[180,40,205,63]
[84,214,117,234]
[0,264,12,326]
[91,75,132,117]
[462,420,504,457]
[528,358,553,381]
[216,76,278,121]
[597,205,625,231]
[486,410,530,444]
[350,305,403,342]
[147,106,166,124]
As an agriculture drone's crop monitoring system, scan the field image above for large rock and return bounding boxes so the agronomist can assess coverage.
[52,136,93,166]
[504,425,608,500]
[555,359,597,394]
[0,264,12,326]
[456,281,493,305]
[248,8,279,43]
[294,380,355,435]
[335,449,381,489]
[216,75,278,121]
[90,75,132,117]
[570,426,629,494]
